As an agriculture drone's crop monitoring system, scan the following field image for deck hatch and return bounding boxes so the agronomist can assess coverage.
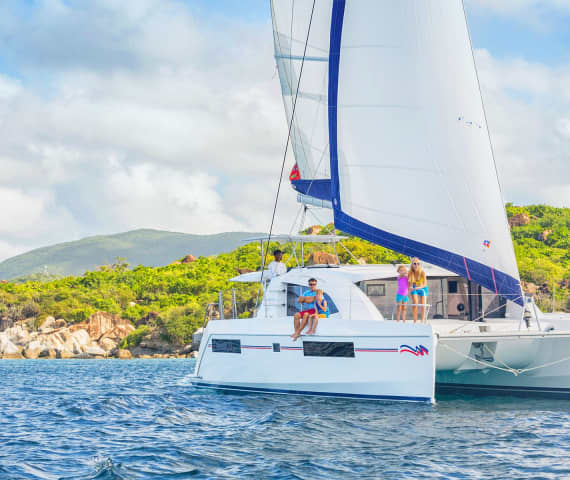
[212,339,241,354]
[303,341,355,358]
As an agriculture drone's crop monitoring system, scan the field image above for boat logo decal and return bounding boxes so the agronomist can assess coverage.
[399,345,429,356]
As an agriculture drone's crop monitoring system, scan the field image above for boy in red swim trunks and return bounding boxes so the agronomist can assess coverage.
[291,278,318,341]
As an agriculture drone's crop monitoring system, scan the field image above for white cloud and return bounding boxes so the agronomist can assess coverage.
[474,49,570,207]
[0,0,297,261]
[466,0,570,25]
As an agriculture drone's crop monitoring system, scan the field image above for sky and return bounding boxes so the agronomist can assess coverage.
[0,0,569,261]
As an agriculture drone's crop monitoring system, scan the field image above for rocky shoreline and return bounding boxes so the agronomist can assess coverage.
[0,312,198,360]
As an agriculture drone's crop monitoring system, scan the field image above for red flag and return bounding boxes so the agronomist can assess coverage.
[289,163,301,181]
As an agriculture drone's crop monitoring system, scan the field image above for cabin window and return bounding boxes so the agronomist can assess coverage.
[366,283,386,297]
[273,343,280,352]
[303,341,355,358]
[286,284,338,316]
[212,339,241,354]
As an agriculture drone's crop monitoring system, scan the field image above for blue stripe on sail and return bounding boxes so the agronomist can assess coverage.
[291,179,331,202]
[327,0,523,306]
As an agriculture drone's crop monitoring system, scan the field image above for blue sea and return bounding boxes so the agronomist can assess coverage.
[1,360,569,479]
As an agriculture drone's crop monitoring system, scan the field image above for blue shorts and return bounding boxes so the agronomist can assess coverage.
[410,287,429,297]
[395,294,409,303]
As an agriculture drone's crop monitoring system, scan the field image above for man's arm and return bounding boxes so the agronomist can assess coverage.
[297,296,305,304]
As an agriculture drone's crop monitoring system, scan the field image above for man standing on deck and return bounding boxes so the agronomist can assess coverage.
[268,250,287,278]
[291,278,318,340]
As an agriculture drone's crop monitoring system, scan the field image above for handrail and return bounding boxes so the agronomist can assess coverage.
[391,303,432,322]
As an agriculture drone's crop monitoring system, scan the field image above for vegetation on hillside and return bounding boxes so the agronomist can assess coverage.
[0,204,568,344]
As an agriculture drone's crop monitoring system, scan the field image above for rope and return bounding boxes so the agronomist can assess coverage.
[260,0,317,287]
[438,340,570,376]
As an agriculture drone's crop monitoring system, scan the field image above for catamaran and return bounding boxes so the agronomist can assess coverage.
[190,0,570,402]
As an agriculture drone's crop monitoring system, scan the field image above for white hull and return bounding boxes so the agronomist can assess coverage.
[192,318,436,403]
[435,329,570,397]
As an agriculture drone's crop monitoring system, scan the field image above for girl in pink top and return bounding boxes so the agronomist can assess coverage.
[395,265,409,322]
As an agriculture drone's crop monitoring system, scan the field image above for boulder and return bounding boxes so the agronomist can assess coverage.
[0,333,23,359]
[0,317,14,331]
[39,316,56,332]
[236,268,254,275]
[39,348,57,359]
[23,341,44,359]
[4,325,31,346]
[117,349,132,360]
[509,213,530,228]
[64,329,91,354]
[522,281,538,295]
[305,225,323,235]
[99,324,135,344]
[55,319,67,328]
[57,349,74,359]
[84,345,107,357]
[540,229,553,241]
[181,254,197,264]
[307,251,338,266]
[39,332,66,351]
[99,338,117,352]
[75,312,132,340]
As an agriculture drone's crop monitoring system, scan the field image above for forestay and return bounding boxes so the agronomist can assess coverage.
[327,0,523,304]
[271,0,333,201]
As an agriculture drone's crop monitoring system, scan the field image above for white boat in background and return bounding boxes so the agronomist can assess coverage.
[190,0,570,401]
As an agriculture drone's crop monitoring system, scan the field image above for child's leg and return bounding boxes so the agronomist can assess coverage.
[306,315,314,334]
[401,303,407,323]
[396,304,401,321]
[312,316,319,334]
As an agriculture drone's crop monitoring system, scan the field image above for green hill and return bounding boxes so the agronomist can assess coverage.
[0,229,264,280]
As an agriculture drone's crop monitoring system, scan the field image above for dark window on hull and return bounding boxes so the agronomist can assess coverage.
[212,339,241,353]
[303,341,355,358]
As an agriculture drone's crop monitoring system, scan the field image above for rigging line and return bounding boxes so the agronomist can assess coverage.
[260,0,317,287]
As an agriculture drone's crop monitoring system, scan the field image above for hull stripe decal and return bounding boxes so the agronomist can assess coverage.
[193,382,431,402]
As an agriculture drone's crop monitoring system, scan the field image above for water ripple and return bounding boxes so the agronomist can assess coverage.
[0,360,569,479]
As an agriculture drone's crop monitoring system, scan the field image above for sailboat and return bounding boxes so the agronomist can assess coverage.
[190,0,570,401]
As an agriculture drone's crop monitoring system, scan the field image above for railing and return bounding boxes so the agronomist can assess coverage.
[201,289,258,329]
[390,303,432,322]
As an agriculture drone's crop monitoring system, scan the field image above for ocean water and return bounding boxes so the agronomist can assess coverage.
[1,360,569,480]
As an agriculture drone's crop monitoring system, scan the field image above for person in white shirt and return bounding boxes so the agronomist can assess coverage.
[268,250,287,278]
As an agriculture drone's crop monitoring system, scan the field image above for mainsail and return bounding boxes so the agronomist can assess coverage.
[271,0,332,202]
[327,0,522,304]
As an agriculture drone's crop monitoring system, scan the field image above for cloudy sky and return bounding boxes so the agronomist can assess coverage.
[0,0,568,261]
